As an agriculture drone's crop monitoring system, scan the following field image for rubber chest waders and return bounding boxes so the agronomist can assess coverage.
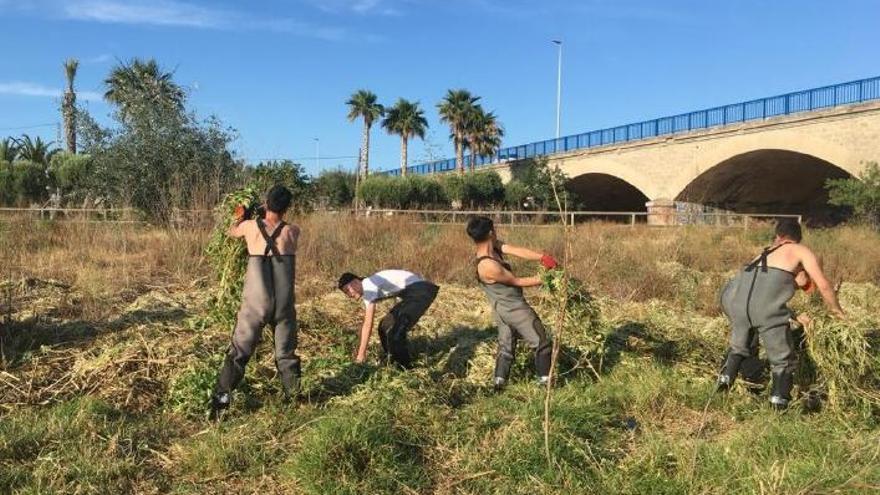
[476,252,552,386]
[718,242,798,407]
[216,219,301,399]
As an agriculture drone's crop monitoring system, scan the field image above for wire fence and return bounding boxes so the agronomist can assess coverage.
[0,207,803,228]
[350,208,803,228]
[382,75,880,176]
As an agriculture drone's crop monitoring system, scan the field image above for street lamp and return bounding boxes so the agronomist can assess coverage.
[552,40,562,139]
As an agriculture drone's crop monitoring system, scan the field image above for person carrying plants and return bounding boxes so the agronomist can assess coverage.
[337,270,439,369]
[716,219,845,410]
[466,216,558,390]
[210,185,302,418]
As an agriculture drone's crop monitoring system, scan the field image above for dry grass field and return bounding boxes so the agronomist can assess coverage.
[1,214,878,494]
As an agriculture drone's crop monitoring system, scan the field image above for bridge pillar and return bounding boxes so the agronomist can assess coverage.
[646,199,676,226]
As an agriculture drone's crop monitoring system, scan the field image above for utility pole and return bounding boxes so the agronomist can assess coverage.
[552,40,563,139]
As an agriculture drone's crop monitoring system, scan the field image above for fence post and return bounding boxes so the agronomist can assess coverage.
[510,212,514,226]
[743,215,749,231]
[631,214,636,227]
[570,212,574,226]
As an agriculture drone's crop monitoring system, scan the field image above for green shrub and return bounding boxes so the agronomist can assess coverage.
[314,169,357,208]
[504,179,529,209]
[359,174,447,209]
[827,161,880,226]
[50,152,93,202]
[12,160,51,205]
[0,160,15,205]
[441,171,505,208]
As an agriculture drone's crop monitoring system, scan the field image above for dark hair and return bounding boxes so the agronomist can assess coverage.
[337,272,362,290]
[266,185,293,213]
[466,216,494,242]
[775,219,802,242]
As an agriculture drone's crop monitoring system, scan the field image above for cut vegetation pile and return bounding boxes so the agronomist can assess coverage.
[1,218,879,494]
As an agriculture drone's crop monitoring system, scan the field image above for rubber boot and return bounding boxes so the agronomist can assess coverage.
[769,371,793,410]
[281,361,302,403]
[717,352,744,392]
[209,391,230,420]
[494,352,514,391]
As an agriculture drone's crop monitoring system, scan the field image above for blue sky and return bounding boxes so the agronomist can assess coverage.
[1,0,878,175]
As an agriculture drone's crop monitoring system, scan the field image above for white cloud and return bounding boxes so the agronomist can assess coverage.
[306,0,406,16]
[1,0,353,41]
[84,53,112,64]
[0,81,103,101]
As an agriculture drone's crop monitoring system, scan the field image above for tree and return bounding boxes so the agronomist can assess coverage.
[15,135,58,165]
[438,89,480,174]
[464,107,504,172]
[382,99,428,176]
[0,137,19,163]
[248,160,313,212]
[104,58,185,122]
[346,90,384,178]
[827,162,880,227]
[509,157,572,210]
[313,169,357,208]
[91,60,239,221]
[62,58,79,153]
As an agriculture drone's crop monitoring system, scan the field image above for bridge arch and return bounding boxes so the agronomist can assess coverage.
[558,156,659,205]
[566,173,650,212]
[675,148,854,224]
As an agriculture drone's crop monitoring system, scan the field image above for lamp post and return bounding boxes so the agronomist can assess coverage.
[552,40,562,139]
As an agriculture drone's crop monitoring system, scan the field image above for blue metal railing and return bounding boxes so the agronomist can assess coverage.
[380,76,880,176]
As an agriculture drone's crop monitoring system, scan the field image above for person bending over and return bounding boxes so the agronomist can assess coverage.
[717,219,845,410]
[466,216,558,390]
[338,270,439,368]
[210,185,302,418]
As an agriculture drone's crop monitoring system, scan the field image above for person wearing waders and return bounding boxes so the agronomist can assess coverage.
[717,219,845,410]
[210,185,302,418]
[466,216,558,390]
[337,270,439,368]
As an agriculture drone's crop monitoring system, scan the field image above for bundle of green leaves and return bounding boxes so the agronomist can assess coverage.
[204,185,262,327]
[802,312,879,419]
[537,268,604,356]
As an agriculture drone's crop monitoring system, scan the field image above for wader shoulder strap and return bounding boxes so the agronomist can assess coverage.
[257,220,286,257]
[745,241,792,272]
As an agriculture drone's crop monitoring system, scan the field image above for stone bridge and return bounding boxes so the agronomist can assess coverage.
[387,77,880,224]
[495,100,880,224]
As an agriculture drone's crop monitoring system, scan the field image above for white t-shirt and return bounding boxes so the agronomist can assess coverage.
[361,269,424,307]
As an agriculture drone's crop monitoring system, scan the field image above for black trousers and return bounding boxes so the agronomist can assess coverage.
[376,282,439,369]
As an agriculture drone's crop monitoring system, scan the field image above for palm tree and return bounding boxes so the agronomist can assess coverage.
[381,99,428,176]
[104,58,185,120]
[0,138,19,163]
[15,135,58,165]
[437,89,480,174]
[62,58,79,153]
[465,108,504,171]
[346,90,384,178]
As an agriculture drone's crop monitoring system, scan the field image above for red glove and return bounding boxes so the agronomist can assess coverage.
[233,204,246,222]
[541,254,559,270]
